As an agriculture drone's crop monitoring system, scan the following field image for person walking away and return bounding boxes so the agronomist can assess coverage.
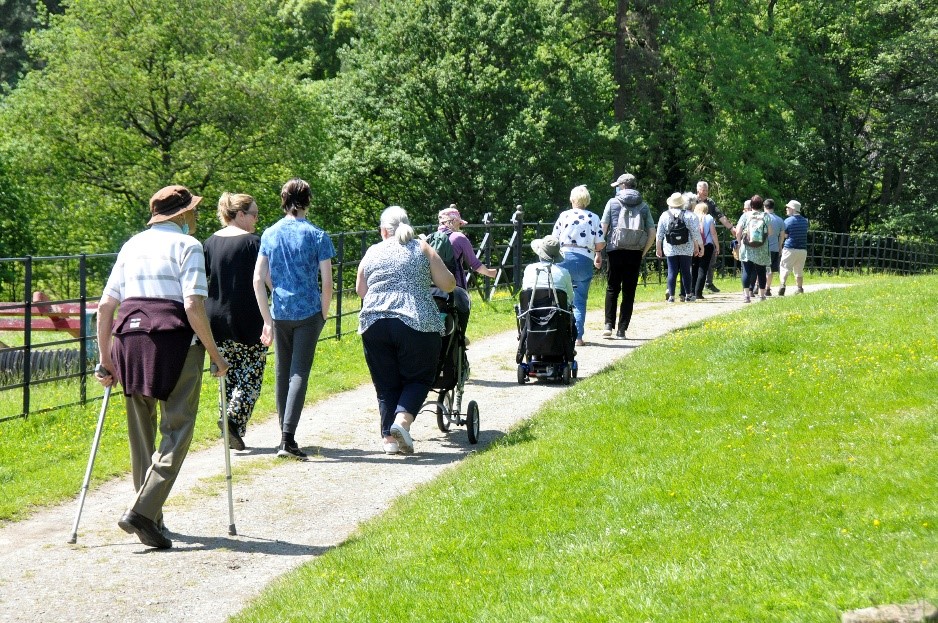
[735,195,771,302]
[252,179,334,460]
[357,206,456,455]
[656,192,703,303]
[762,199,786,296]
[778,200,809,295]
[691,201,720,299]
[95,185,230,549]
[437,205,497,336]
[696,180,736,292]
[204,192,267,451]
[553,185,605,346]
[600,174,655,339]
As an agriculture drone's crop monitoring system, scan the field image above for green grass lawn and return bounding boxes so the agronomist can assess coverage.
[230,274,937,622]
[0,289,520,521]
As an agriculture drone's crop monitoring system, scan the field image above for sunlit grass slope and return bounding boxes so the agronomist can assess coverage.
[233,275,937,622]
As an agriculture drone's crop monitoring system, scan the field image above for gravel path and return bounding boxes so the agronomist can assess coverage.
[0,286,832,622]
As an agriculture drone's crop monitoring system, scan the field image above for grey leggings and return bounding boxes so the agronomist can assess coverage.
[273,313,326,434]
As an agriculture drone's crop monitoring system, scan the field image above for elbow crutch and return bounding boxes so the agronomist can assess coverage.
[67,384,112,544]
[213,364,237,536]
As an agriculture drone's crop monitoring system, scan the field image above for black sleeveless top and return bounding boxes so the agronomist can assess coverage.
[204,232,264,345]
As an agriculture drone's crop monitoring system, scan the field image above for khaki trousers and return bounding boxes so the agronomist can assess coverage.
[125,344,205,521]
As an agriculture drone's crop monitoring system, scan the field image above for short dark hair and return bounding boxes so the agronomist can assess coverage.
[750,195,764,211]
[764,198,775,211]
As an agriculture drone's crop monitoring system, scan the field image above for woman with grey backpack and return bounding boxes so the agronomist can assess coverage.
[600,173,655,340]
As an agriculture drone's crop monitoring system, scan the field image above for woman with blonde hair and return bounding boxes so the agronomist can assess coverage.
[357,206,456,454]
[553,185,605,346]
[691,201,720,300]
[204,192,266,450]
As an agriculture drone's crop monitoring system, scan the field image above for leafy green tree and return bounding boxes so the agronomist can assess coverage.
[319,0,617,228]
[273,0,352,80]
[0,0,62,89]
[769,0,938,237]
[0,0,325,253]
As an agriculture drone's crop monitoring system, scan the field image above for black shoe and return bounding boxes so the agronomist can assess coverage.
[277,441,308,460]
[695,293,705,300]
[706,283,720,293]
[602,323,613,338]
[765,288,772,297]
[614,330,625,340]
[119,510,172,549]
[217,419,246,451]
[778,286,786,296]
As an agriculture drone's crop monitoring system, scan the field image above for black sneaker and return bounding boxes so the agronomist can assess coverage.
[277,442,308,460]
[602,323,613,338]
[614,330,625,340]
[765,288,772,297]
[217,419,246,451]
[778,286,786,296]
[706,283,720,293]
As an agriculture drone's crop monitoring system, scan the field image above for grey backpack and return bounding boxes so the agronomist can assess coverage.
[609,201,650,251]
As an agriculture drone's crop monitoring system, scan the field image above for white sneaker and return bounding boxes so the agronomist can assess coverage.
[390,423,414,454]
[383,440,400,454]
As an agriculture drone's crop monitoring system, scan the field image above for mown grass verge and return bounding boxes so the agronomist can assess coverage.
[231,275,937,622]
[0,290,520,522]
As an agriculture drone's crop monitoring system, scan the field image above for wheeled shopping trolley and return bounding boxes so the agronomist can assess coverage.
[420,291,480,444]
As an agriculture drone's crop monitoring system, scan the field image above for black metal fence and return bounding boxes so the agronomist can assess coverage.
[1,216,936,423]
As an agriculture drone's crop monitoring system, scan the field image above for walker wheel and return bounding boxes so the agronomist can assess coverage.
[436,391,453,432]
[466,401,480,444]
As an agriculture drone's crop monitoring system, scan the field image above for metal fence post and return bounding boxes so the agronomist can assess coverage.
[512,206,523,293]
[335,233,344,340]
[79,254,87,405]
[23,256,32,420]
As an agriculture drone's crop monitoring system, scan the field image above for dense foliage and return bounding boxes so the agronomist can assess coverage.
[0,0,935,257]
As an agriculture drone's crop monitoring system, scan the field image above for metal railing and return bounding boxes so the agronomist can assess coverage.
[1,219,936,422]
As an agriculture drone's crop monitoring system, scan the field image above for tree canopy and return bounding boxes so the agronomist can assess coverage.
[0,0,935,255]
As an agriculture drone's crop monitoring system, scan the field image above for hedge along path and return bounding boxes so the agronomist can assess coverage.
[0,285,838,623]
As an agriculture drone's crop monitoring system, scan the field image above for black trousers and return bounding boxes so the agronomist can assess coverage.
[692,243,715,297]
[362,318,441,438]
[604,249,644,331]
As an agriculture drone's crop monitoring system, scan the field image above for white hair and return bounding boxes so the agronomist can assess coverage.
[682,191,697,210]
[570,185,591,209]
[380,205,414,244]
